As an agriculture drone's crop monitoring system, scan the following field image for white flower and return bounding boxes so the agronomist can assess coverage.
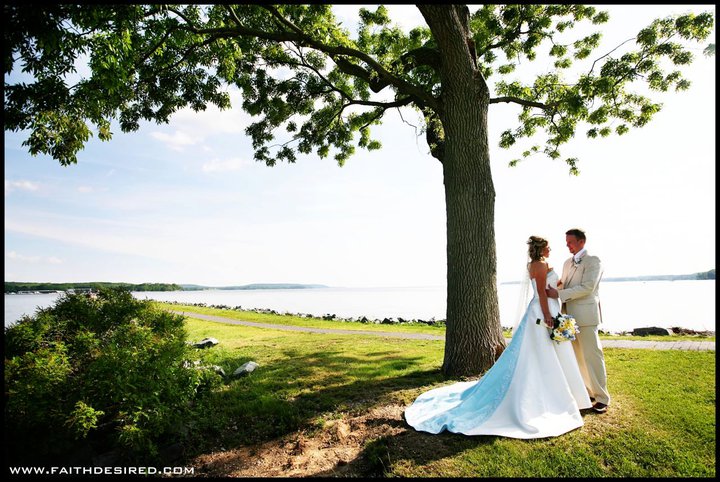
[536,314,579,343]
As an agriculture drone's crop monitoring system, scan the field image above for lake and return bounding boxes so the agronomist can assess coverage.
[4,280,715,333]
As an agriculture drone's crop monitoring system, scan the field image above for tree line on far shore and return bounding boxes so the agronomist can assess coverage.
[7,269,713,295]
[4,282,182,293]
[696,269,716,280]
[604,269,715,282]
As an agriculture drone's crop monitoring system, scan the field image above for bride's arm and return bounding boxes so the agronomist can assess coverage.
[530,261,553,327]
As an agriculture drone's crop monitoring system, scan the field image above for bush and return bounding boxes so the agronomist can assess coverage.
[4,288,210,464]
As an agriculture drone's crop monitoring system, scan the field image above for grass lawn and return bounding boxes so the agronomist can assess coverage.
[169,304,715,477]
[164,302,715,342]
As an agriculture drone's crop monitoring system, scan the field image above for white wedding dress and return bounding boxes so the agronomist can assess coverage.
[405,269,592,439]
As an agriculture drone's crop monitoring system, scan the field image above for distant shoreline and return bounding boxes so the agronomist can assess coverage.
[181,283,329,291]
[5,272,714,293]
[502,270,715,285]
[4,282,329,294]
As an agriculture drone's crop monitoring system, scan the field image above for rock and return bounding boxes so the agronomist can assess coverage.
[233,361,259,377]
[192,337,219,349]
[632,327,672,336]
[183,361,226,377]
[333,420,351,441]
[670,327,715,336]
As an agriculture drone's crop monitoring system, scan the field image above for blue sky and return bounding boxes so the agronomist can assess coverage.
[4,5,716,287]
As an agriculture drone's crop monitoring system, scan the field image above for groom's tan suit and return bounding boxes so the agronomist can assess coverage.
[558,252,611,406]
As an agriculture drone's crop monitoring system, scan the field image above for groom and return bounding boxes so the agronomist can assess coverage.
[547,228,610,413]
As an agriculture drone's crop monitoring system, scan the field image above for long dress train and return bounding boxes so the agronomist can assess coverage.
[405,269,592,439]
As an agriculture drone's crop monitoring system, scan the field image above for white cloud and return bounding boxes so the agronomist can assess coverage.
[147,89,251,153]
[169,89,249,134]
[7,251,40,263]
[6,251,63,265]
[4,209,249,270]
[5,180,39,195]
[149,130,203,151]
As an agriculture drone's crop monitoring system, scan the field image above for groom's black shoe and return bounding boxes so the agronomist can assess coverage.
[592,402,608,413]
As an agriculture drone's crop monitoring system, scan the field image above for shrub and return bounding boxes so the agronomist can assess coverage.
[4,288,211,464]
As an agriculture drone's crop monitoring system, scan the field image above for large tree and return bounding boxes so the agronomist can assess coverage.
[4,5,713,376]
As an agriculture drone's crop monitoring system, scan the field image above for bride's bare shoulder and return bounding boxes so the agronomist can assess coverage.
[528,260,547,275]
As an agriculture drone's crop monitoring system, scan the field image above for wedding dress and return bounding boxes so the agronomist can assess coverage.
[405,269,592,439]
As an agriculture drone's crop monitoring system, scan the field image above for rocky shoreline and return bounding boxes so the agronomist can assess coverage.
[159,301,716,337]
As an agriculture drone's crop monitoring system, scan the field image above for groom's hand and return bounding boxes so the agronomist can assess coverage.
[546,287,559,299]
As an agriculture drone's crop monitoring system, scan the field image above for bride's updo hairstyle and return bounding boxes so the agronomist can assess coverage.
[527,236,548,262]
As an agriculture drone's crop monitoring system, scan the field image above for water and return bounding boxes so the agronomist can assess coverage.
[4,280,715,333]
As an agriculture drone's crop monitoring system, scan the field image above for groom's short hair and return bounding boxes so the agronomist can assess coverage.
[566,228,586,241]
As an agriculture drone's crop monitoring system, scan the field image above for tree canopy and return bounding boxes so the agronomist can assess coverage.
[4,5,713,171]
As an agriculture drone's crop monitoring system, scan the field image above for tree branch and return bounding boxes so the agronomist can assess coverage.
[222,5,243,27]
[333,56,389,93]
[588,37,636,75]
[284,45,415,110]
[400,46,441,72]
[490,96,556,110]
[201,5,439,111]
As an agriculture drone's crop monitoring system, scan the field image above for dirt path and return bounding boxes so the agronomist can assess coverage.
[189,404,410,477]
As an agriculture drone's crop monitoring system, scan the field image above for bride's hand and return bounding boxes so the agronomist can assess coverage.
[544,314,554,328]
[557,280,563,288]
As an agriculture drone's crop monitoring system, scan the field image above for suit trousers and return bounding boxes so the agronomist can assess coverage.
[571,325,611,406]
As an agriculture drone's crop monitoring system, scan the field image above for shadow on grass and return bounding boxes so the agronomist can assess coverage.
[184,341,717,478]
[319,430,496,477]
[179,343,494,475]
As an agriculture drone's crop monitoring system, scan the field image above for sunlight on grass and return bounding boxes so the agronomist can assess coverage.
[388,349,715,477]
[165,302,714,342]
[163,302,450,335]
[177,310,714,477]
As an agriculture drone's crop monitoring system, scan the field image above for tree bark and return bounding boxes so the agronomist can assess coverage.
[419,5,506,377]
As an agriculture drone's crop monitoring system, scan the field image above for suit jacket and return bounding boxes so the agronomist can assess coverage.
[558,254,603,327]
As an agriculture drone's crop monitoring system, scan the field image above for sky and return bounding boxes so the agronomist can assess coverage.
[4,5,716,288]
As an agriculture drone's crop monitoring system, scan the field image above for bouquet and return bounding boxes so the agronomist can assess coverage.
[536,314,579,343]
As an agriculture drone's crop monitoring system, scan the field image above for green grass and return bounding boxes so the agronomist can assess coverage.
[164,302,715,342]
[179,316,444,450]
[389,349,716,477]
[160,302,449,335]
[169,304,715,477]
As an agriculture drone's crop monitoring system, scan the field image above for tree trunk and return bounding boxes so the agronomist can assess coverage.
[419,5,506,377]
[441,99,505,377]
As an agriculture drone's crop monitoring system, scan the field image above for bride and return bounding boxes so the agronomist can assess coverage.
[405,236,592,438]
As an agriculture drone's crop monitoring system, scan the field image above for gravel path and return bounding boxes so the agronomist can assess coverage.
[171,310,715,351]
